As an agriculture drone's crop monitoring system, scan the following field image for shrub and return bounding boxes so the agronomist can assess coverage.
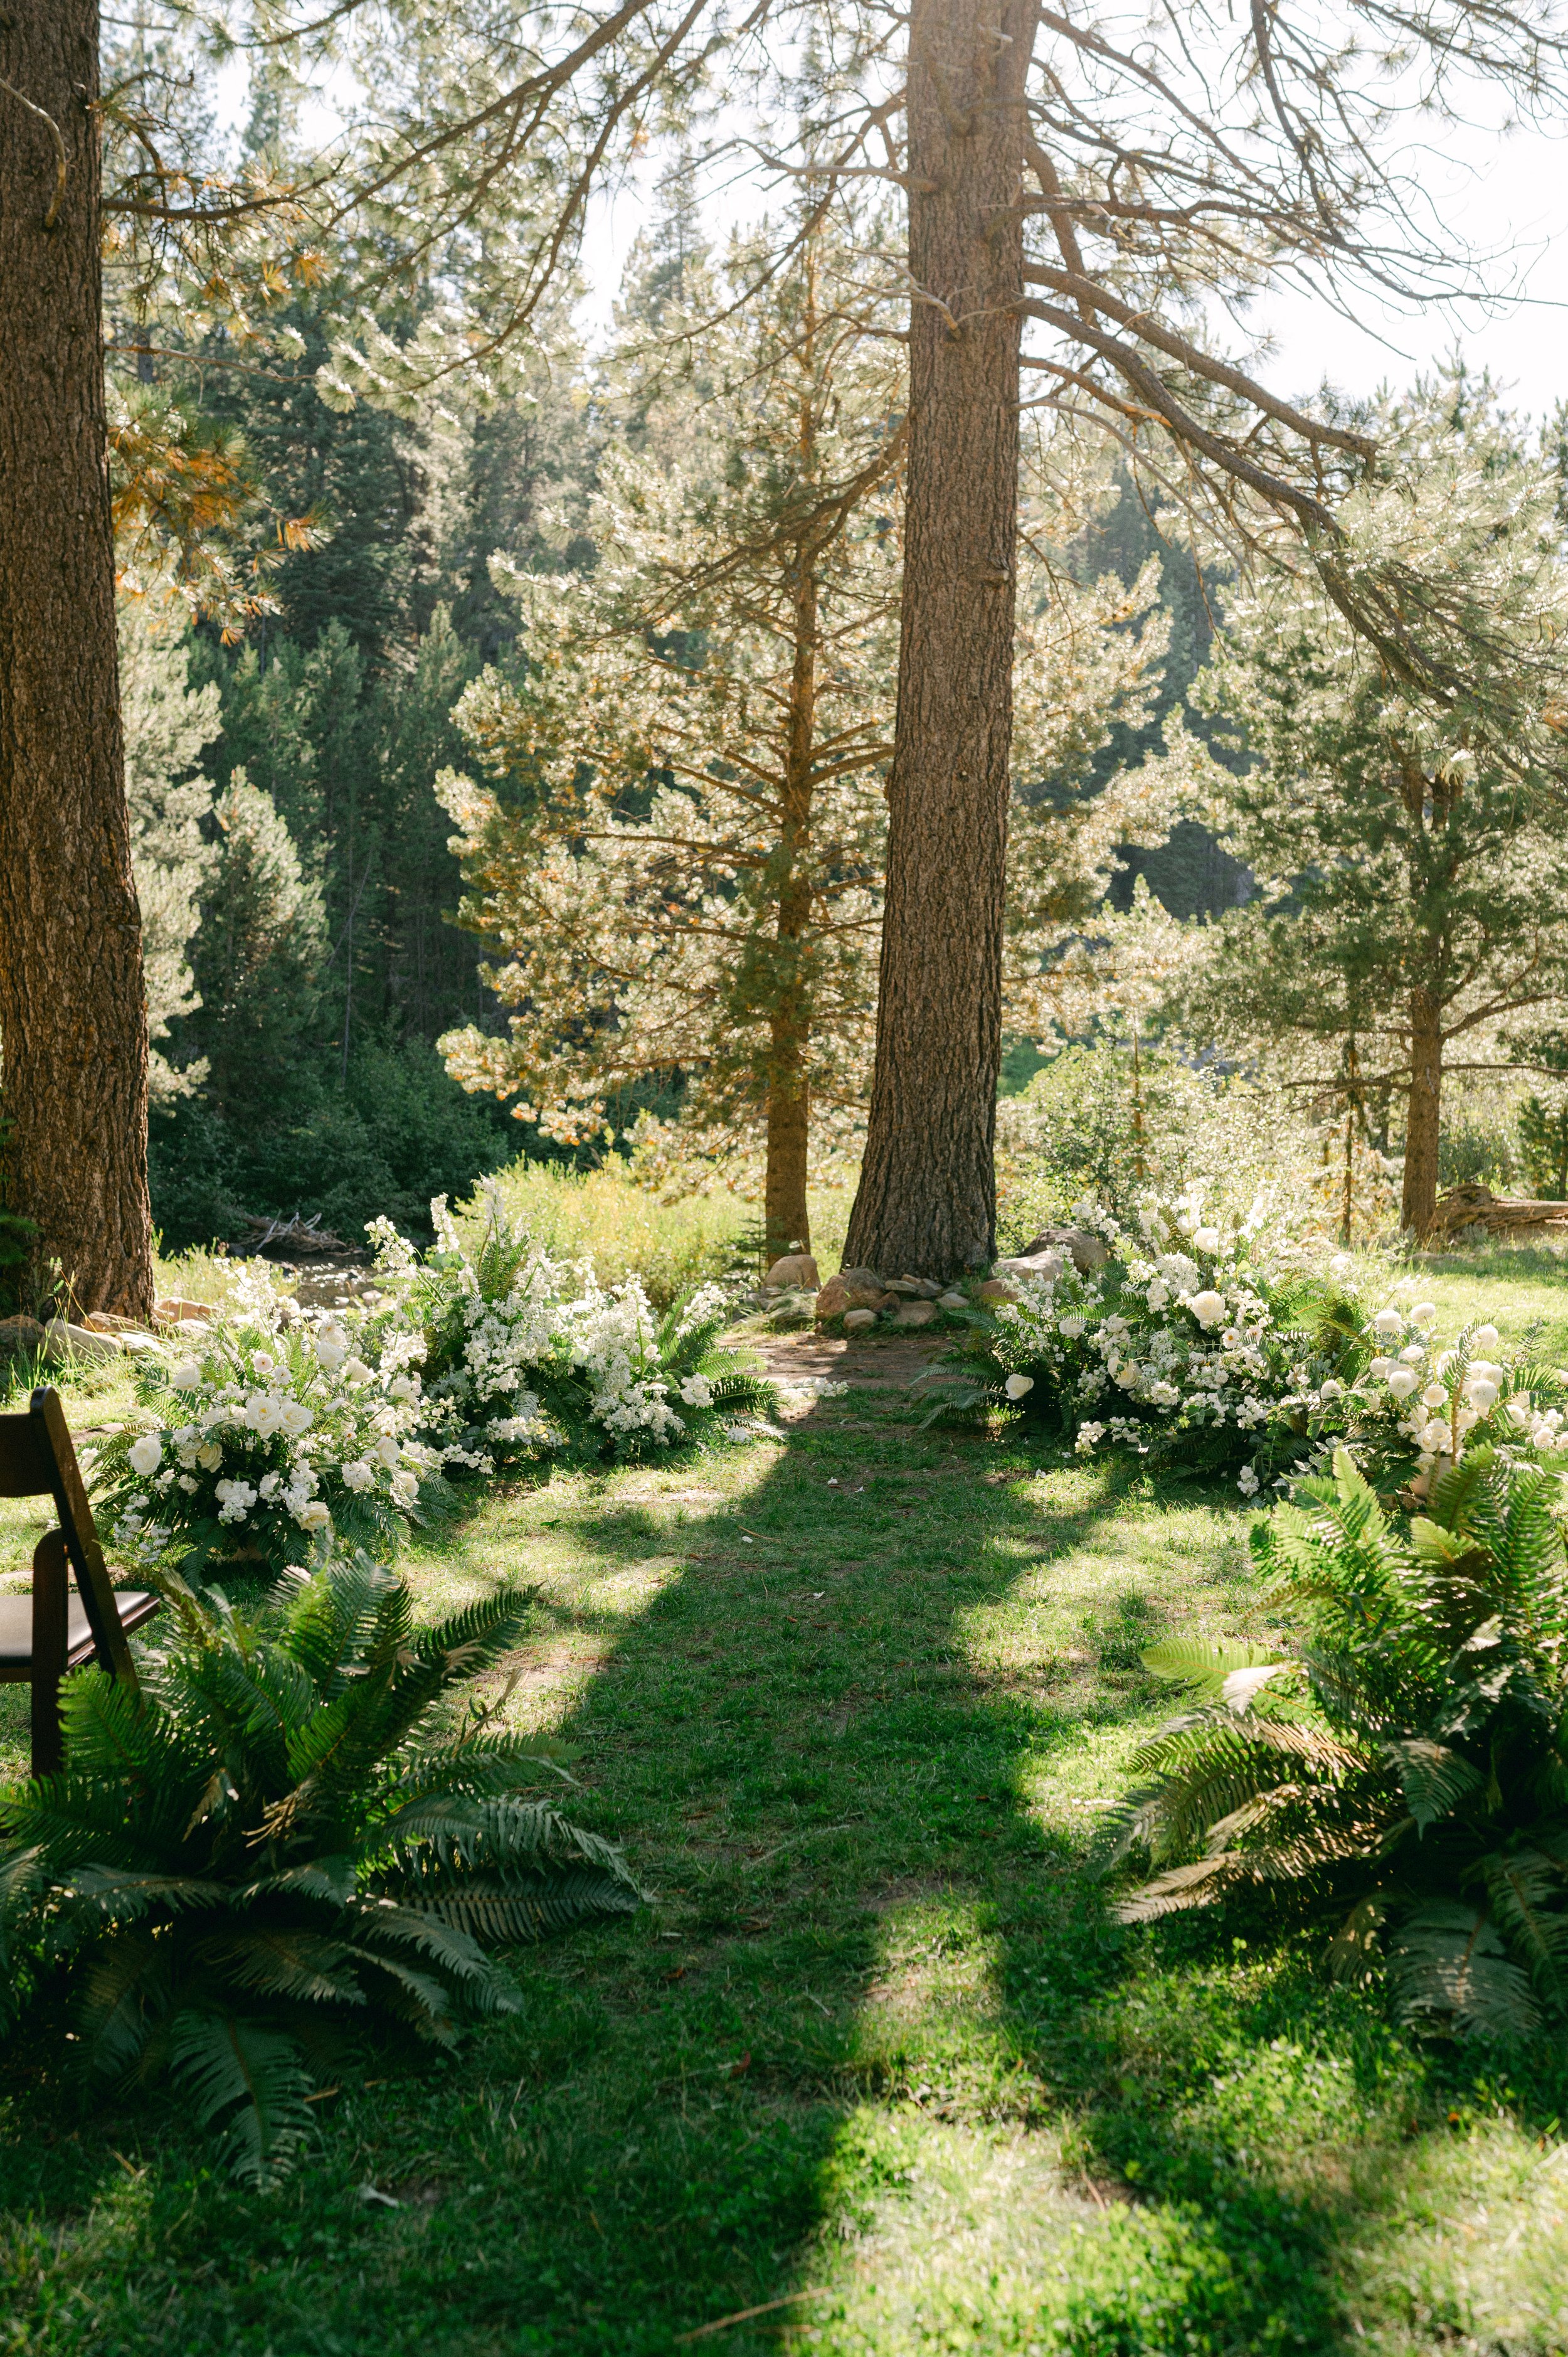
[368,1193,775,1471]
[1098,1447,1568,2036]
[93,1260,445,1578]
[479,1157,752,1309]
[0,1555,639,2181]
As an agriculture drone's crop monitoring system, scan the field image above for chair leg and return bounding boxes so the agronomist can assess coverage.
[29,1530,68,1778]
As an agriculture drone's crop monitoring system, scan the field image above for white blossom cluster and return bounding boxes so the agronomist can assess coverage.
[1359,1304,1568,1491]
[988,1184,1332,1491]
[403,1200,746,1473]
[103,1260,440,1569]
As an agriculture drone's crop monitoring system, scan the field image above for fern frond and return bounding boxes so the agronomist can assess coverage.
[167,2011,314,2186]
[1391,1900,1542,2038]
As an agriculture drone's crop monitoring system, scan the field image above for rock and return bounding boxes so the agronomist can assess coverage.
[42,1319,122,1366]
[893,1299,938,1328]
[937,1290,969,1311]
[0,1314,44,1363]
[977,1279,1020,1305]
[815,1268,893,1321]
[843,1307,879,1333]
[765,1252,820,1291]
[1018,1225,1109,1274]
[886,1276,943,1299]
[154,1297,213,1326]
[995,1250,1066,1282]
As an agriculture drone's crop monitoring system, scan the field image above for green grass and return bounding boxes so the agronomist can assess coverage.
[4,1245,1568,2351]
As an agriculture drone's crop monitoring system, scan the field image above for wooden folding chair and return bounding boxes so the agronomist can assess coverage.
[0,1388,159,1774]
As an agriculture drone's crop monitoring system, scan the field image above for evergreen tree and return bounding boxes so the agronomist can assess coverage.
[117,597,218,1102]
[438,226,1179,1258]
[1187,383,1568,1235]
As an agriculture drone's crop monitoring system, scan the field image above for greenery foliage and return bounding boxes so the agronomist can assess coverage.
[1101,1446,1568,2038]
[0,1556,638,2183]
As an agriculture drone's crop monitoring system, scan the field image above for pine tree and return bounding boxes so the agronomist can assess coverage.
[438,226,1177,1260]
[1187,383,1568,1235]
[117,598,219,1102]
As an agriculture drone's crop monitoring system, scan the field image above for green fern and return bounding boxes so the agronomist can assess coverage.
[0,1551,640,2183]
[1099,1446,1568,2037]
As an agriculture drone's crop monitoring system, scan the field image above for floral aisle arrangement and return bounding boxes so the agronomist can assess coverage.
[922,1188,1368,1489]
[924,1184,1568,1496]
[93,1262,443,1577]
[369,1193,775,1472]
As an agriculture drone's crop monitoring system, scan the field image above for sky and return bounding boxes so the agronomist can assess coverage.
[578,110,1568,425]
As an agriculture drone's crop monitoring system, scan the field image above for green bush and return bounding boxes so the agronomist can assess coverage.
[0,1555,638,2181]
[1099,1446,1568,2035]
[479,1157,753,1309]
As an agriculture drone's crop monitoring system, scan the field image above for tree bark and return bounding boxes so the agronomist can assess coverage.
[842,0,1032,1280]
[1402,989,1443,1237]
[0,4,152,1316]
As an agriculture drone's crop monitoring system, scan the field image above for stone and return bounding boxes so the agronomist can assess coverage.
[154,1297,213,1326]
[843,1307,879,1333]
[815,1267,893,1322]
[886,1275,943,1299]
[0,1314,44,1363]
[937,1291,969,1311]
[42,1319,122,1365]
[765,1252,820,1291]
[977,1279,1020,1305]
[1019,1225,1109,1274]
[995,1249,1065,1282]
[893,1299,938,1328]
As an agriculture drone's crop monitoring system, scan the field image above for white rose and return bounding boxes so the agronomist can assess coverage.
[1385,1368,1419,1399]
[1419,1418,1449,1452]
[1507,1400,1534,1430]
[1189,1290,1226,1329]
[315,1336,347,1373]
[1372,1309,1404,1337]
[169,1356,204,1391]
[1368,1357,1394,1378]
[1193,1226,1221,1253]
[1421,1383,1447,1410]
[1004,1373,1035,1400]
[1472,1324,1501,1353]
[280,1402,313,1437]
[341,1356,373,1386]
[339,1459,374,1492]
[1466,1378,1499,1412]
[294,1499,332,1531]
[196,1440,223,1471]
[1410,1302,1439,1330]
[388,1375,416,1402]
[127,1433,162,1477]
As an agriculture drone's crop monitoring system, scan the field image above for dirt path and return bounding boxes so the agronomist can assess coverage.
[739,1328,946,1391]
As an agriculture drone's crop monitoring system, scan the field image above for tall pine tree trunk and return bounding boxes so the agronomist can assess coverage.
[842,0,1032,1280]
[1402,989,1443,1237]
[0,3,152,1317]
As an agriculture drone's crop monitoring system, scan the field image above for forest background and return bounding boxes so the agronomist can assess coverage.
[92,27,1568,1274]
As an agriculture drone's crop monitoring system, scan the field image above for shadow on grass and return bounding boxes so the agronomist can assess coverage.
[0,1394,1564,2355]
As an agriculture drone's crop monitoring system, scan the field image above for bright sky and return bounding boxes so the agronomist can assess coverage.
[579,113,1568,425]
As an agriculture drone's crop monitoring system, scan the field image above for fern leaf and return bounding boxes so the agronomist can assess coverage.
[1391,1900,1542,2038]
[1382,1738,1485,1831]
[168,2011,314,2186]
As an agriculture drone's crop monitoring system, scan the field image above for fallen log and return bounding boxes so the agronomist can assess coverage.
[1428,1183,1568,1243]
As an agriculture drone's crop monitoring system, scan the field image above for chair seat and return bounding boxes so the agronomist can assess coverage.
[0,1590,158,1668]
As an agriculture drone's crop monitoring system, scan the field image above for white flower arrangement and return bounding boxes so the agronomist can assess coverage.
[375,1195,771,1472]
[1352,1310,1568,1492]
[924,1182,1367,1490]
[95,1260,441,1576]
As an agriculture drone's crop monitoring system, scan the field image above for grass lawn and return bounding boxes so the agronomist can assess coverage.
[2,1252,1568,2352]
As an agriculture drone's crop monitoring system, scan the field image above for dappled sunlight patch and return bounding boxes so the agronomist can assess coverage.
[1338,2112,1568,2352]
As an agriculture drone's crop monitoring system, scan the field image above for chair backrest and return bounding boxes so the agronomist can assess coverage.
[0,1389,134,1676]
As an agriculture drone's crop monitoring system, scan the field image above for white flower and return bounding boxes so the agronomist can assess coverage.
[314,1331,347,1373]
[258,1472,282,1499]
[196,1440,223,1471]
[1507,1400,1534,1430]
[678,1374,713,1409]
[1435,1351,1458,1378]
[1399,1345,1427,1365]
[1454,1406,1481,1435]
[245,1393,289,1438]
[1004,1373,1035,1400]
[388,1375,416,1402]
[391,1471,419,1506]
[214,1477,257,1523]
[1472,1324,1501,1353]
[1466,1378,1500,1412]
[1421,1383,1448,1410]
[1075,1422,1106,1452]
[1385,1368,1419,1399]
[1419,1418,1449,1452]
[1193,1226,1221,1253]
[169,1356,204,1390]
[1058,1314,1087,1337]
[1188,1290,1226,1329]
[1236,1466,1261,1496]
[127,1433,162,1478]
[341,1356,373,1386]
[1372,1309,1404,1337]
[339,1459,375,1492]
[1410,1302,1439,1330]
[280,1402,314,1437]
[1320,1378,1343,1400]
[1368,1357,1394,1378]
[1147,1380,1181,1408]
[294,1499,331,1531]
[1145,1280,1170,1311]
